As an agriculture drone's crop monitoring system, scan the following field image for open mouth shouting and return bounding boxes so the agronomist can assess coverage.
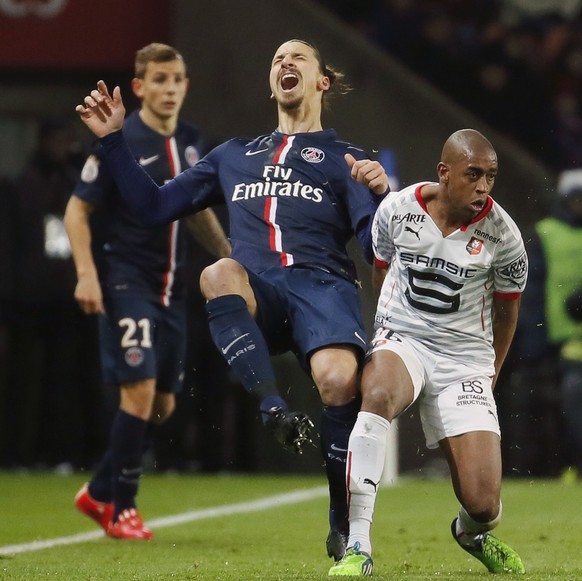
[280,72,299,92]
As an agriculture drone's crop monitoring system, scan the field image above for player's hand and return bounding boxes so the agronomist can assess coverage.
[75,80,125,138]
[74,275,105,315]
[345,153,389,196]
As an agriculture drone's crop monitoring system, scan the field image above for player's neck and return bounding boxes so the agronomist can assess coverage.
[139,109,178,137]
[277,104,323,135]
[422,185,470,236]
[428,200,473,236]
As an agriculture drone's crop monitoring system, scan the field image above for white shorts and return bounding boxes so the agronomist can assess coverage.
[367,327,500,449]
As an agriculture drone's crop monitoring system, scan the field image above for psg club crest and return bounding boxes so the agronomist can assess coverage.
[185,146,200,167]
[301,147,325,163]
[80,155,100,183]
[466,237,483,255]
[125,347,144,367]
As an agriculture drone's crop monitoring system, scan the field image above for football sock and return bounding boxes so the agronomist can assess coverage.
[259,394,289,423]
[88,421,155,503]
[320,398,361,534]
[142,421,155,454]
[206,295,287,419]
[109,409,147,521]
[456,503,503,547]
[346,411,391,555]
[88,452,113,503]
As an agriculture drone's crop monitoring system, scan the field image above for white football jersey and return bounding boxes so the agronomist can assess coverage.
[372,182,528,373]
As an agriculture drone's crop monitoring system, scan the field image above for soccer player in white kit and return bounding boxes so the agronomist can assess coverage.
[330,129,528,576]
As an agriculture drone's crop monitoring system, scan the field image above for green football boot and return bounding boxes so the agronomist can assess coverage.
[328,542,373,576]
[451,518,525,574]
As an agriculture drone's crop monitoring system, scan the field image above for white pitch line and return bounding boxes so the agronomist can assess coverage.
[0,485,328,556]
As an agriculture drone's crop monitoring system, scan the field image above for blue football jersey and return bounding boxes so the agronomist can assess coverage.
[100,128,384,282]
[73,111,203,304]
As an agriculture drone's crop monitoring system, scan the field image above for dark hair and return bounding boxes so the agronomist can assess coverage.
[286,39,351,108]
[134,43,185,78]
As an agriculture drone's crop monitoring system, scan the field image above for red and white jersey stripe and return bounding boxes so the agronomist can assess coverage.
[161,136,181,306]
[266,135,295,266]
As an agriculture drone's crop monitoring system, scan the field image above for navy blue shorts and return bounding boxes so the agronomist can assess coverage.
[247,265,368,370]
[99,295,186,393]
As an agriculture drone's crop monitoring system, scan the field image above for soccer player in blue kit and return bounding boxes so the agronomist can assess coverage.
[74,39,389,559]
[65,43,231,540]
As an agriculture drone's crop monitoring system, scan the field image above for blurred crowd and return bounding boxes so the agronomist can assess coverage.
[317,0,582,170]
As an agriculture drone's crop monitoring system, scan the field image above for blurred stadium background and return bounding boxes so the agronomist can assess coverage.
[0,0,568,479]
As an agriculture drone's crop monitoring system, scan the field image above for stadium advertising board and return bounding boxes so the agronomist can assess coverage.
[0,0,169,69]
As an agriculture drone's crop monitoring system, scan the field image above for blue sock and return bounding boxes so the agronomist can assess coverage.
[88,452,112,503]
[109,409,147,521]
[142,421,155,454]
[205,294,287,422]
[89,421,155,503]
[320,398,361,533]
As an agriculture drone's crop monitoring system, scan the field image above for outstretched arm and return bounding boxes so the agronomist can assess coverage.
[74,81,214,225]
[345,153,389,196]
[76,80,126,138]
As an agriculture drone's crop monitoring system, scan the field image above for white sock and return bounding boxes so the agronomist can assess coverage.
[455,503,503,547]
[346,411,391,555]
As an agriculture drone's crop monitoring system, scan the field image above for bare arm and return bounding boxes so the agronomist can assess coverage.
[345,153,389,196]
[372,262,388,299]
[491,294,521,390]
[63,195,105,315]
[185,208,231,259]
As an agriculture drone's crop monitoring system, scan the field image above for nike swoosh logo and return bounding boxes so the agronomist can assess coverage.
[139,155,160,166]
[245,148,269,156]
[221,333,250,354]
[330,444,348,453]
[354,331,366,345]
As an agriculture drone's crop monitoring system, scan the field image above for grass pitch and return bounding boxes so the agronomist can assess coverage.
[0,472,579,580]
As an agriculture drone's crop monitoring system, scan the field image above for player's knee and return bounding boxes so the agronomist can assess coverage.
[361,381,401,421]
[313,364,357,404]
[120,380,156,419]
[311,348,359,404]
[200,258,246,300]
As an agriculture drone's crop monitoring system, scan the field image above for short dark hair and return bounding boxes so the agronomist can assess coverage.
[134,43,185,78]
